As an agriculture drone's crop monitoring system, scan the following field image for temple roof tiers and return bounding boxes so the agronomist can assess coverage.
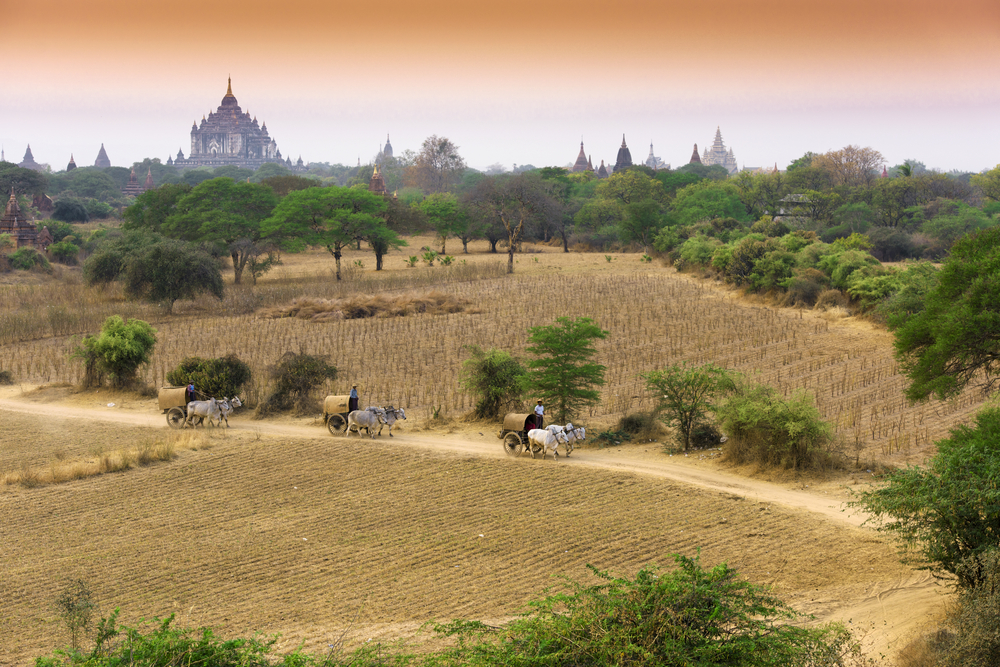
[173,78,300,171]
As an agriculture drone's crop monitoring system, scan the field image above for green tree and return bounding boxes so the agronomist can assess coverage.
[891,226,1000,400]
[526,317,608,423]
[363,221,406,271]
[261,185,387,280]
[0,161,48,196]
[643,363,739,452]
[52,200,90,223]
[165,178,278,284]
[467,173,557,274]
[122,183,192,233]
[72,315,157,388]
[459,345,528,419]
[121,239,224,313]
[54,579,97,652]
[971,164,1000,202]
[850,408,1000,589]
[59,168,122,202]
[621,198,664,251]
[166,355,252,399]
[670,179,750,226]
[259,174,318,196]
[257,352,338,416]
[596,169,666,205]
[419,192,467,253]
[250,161,292,183]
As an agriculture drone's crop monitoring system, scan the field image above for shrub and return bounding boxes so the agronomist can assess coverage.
[746,248,795,292]
[868,227,920,261]
[676,234,720,268]
[256,352,337,416]
[52,199,90,223]
[937,549,1000,666]
[459,345,527,420]
[717,381,835,469]
[780,268,829,307]
[815,288,850,310]
[71,316,157,389]
[166,355,252,401]
[725,236,769,286]
[434,555,863,666]
[0,370,13,385]
[643,363,739,452]
[9,247,50,271]
[750,215,790,237]
[818,249,881,289]
[54,579,98,651]
[49,240,80,265]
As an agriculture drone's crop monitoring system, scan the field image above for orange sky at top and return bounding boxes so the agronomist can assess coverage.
[6,0,1000,170]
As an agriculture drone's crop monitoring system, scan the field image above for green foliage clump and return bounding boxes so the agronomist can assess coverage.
[71,315,157,389]
[458,345,527,420]
[817,249,881,290]
[526,316,609,424]
[9,246,50,271]
[52,199,90,223]
[166,355,252,401]
[850,408,1000,588]
[433,555,862,667]
[643,363,739,452]
[257,352,337,416]
[0,369,13,385]
[676,234,720,268]
[49,240,80,265]
[716,381,834,469]
[891,226,1000,400]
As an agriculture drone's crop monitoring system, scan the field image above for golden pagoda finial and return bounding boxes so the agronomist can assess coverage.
[225,76,234,98]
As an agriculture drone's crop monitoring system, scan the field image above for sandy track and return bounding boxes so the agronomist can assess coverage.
[0,394,947,662]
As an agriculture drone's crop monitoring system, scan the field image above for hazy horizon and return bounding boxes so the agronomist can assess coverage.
[6,0,999,174]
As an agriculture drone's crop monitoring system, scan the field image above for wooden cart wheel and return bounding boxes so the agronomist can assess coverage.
[503,432,523,456]
[328,413,347,434]
[166,407,186,429]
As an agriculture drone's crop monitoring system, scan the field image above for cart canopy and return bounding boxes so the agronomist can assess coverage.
[158,386,189,411]
[503,413,537,432]
[324,395,351,415]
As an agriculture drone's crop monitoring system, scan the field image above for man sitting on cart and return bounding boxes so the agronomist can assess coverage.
[349,384,359,412]
[533,399,544,429]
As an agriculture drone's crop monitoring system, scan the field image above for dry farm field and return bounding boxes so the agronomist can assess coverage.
[0,236,981,665]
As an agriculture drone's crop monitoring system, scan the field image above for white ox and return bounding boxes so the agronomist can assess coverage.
[185,397,228,428]
[527,428,569,460]
[347,408,386,439]
[545,423,585,455]
[370,406,406,437]
[211,396,242,428]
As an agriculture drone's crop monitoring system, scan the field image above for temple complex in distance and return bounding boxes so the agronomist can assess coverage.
[173,78,298,171]
[94,144,111,168]
[699,127,738,174]
[571,142,591,172]
[645,143,668,170]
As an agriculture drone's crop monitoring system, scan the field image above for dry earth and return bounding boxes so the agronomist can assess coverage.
[0,386,950,666]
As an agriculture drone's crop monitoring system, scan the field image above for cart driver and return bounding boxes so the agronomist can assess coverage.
[349,384,359,412]
[186,383,196,403]
[534,399,544,429]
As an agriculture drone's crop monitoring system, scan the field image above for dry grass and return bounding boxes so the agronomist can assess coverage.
[260,290,477,322]
[0,432,209,487]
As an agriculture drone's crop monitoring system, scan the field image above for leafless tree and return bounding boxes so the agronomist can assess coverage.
[813,145,885,189]
[406,135,466,193]
[467,173,558,274]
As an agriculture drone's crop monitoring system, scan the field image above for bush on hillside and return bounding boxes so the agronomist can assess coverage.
[256,352,337,416]
[9,247,50,272]
[0,370,14,385]
[49,240,80,265]
[717,381,835,470]
[459,345,527,420]
[71,316,157,389]
[166,355,252,401]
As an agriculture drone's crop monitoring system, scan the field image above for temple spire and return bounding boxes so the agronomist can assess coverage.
[226,76,234,98]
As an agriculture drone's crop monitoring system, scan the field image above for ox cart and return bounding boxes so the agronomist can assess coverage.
[497,412,546,457]
[158,386,191,429]
[323,395,351,434]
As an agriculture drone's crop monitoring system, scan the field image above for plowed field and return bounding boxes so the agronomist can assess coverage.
[0,397,948,665]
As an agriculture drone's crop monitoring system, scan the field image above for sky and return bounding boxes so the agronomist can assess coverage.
[4,0,999,174]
